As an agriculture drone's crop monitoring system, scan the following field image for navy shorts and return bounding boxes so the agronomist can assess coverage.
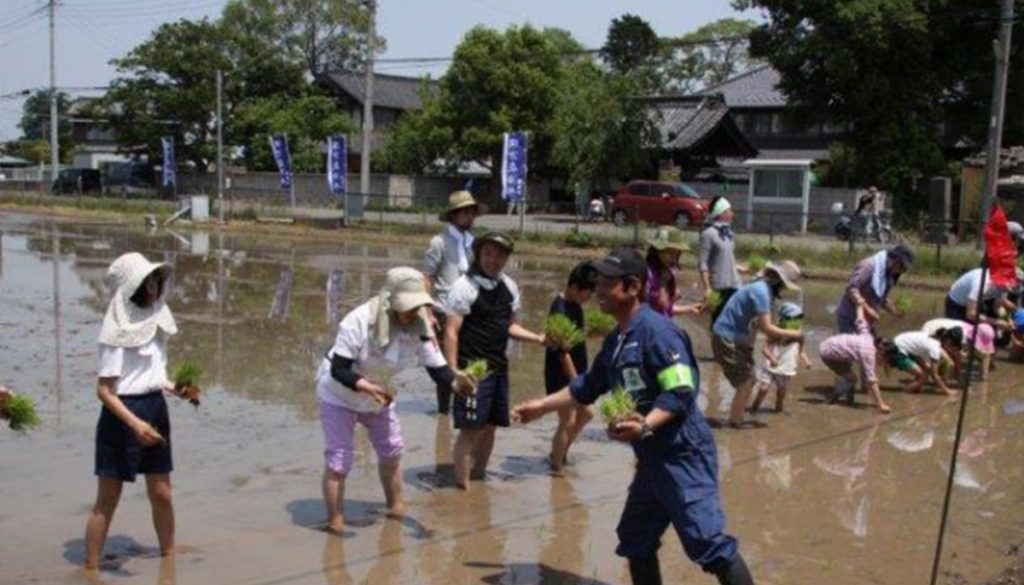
[95,392,173,482]
[453,372,510,430]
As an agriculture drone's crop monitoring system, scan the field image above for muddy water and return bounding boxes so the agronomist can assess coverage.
[1,214,1022,585]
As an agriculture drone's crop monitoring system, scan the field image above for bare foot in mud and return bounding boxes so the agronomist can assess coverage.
[324,518,346,535]
[385,503,405,519]
[878,403,892,414]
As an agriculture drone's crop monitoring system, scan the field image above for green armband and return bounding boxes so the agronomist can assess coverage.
[656,363,695,392]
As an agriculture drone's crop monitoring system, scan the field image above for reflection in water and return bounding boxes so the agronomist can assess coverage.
[537,478,590,580]
[327,269,344,326]
[321,518,404,585]
[756,442,793,491]
[52,228,65,429]
[813,422,881,538]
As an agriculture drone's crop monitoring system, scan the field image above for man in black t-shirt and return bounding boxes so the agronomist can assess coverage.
[442,232,548,490]
[544,261,597,472]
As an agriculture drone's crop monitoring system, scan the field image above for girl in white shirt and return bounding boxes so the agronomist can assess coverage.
[84,253,187,570]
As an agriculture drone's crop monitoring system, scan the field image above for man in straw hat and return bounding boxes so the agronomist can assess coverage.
[423,190,480,414]
[85,252,188,569]
[317,267,474,532]
[712,260,804,428]
[514,247,756,585]
[699,196,743,325]
[443,232,548,490]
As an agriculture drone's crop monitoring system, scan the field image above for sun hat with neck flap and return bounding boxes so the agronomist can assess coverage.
[98,252,177,348]
[370,267,435,348]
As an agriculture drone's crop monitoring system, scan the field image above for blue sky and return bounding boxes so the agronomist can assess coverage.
[0,0,754,143]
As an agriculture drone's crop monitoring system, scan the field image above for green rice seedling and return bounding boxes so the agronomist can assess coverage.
[893,295,913,314]
[747,254,767,273]
[780,317,803,331]
[1,393,41,433]
[706,290,724,313]
[172,362,203,407]
[464,359,490,382]
[544,314,586,349]
[584,309,616,337]
[598,387,638,424]
[938,355,954,377]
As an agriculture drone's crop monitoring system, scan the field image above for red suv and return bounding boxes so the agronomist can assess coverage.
[610,180,707,229]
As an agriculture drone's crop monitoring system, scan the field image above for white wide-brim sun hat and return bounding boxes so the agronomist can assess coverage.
[98,252,178,348]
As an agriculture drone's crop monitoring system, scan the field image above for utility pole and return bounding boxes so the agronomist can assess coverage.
[356,0,376,223]
[216,69,224,223]
[49,0,59,179]
[978,0,1015,244]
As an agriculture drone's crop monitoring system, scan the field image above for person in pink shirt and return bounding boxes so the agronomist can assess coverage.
[818,305,893,413]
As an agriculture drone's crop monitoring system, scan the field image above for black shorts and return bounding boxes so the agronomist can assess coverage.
[453,373,510,430]
[95,392,173,482]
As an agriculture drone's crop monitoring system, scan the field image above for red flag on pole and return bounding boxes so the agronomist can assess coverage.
[984,205,1018,288]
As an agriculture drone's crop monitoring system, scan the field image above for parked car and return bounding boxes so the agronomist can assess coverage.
[52,168,102,195]
[610,180,708,229]
[102,161,156,196]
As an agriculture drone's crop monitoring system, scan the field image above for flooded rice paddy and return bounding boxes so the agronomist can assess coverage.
[0,213,1022,585]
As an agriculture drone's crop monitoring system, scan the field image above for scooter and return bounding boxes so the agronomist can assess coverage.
[832,202,894,244]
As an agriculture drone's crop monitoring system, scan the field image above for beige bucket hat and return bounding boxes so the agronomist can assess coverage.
[762,260,802,292]
[438,190,480,222]
[98,252,177,348]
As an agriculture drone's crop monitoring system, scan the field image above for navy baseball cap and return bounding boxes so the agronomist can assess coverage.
[592,247,646,279]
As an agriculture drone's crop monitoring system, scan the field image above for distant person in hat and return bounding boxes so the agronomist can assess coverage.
[423,190,480,414]
[699,196,743,325]
[442,232,548,490]
[316,267,474,533]
[834,244,914,334]
[514,247,756,585]
[84,253,191,569]
[645,226,703,319]
[712,260,805,428]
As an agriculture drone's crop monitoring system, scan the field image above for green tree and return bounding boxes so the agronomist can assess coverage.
[97,17,305,171]
[2,139,51,164]
[600,14,660,75]
[734,0,1023,216]
[221,0,378,77]
[550,63,653,186]
[381,25,580,177]
[662,18,759,92]
[234,93,354,171]
[17,90,74,160]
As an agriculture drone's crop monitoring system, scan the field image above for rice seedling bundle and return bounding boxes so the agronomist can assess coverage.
[172,362,203,407]
[747,254,767,273]
[1,394,41,433]
[598,387,638,424]
[544,314,585,348]
[584,309,616,337]
[464,359,490,382]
